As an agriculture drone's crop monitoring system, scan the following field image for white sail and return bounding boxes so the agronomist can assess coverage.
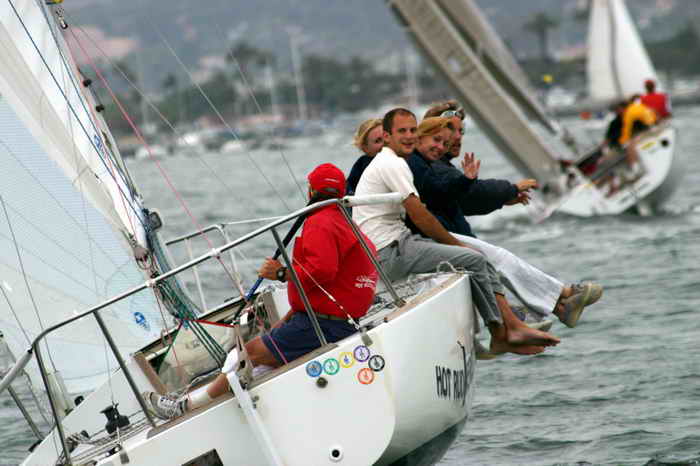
[0,0,165,393]
[587,0,657,102]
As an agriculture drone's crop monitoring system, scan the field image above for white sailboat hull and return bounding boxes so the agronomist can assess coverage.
[23,274,476,466]
[557,126,679,216]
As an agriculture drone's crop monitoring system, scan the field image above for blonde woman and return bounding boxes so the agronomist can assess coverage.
[347,118,384,195]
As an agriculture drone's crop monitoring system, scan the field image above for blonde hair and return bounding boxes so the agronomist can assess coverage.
[417,117,454,138]
[353,118,383,150]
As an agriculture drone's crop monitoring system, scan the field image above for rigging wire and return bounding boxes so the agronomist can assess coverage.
[39,2,141,203]
[0,138,138,285]
[7,0,147,234]
[146,16,294,212]
[61,15,272,226]
[0,196,57,371]
[69,94,117,405]
[65,21,246,304]
[210,17,307,202]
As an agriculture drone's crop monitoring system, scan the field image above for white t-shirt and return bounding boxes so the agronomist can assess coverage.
[352,146,418,250]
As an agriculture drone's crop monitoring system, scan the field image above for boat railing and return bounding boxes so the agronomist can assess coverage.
[0,193,405,465]
[163,216,292,312]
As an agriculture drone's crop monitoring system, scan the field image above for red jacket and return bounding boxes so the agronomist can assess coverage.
[287,205,378,319]
[641,92,671,119]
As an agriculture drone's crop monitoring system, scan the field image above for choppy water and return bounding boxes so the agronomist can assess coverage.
[2,106,700,465]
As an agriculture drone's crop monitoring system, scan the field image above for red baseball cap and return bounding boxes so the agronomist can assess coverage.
[644,79,655,87]
[307,163,346,198]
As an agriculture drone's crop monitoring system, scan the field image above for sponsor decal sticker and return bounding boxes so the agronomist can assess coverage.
[133,312,150,332]
[368,355,385,372]
[339,352,354,368]
[306,361,322,377]
[323,358,340,375]
[357,367,375,385]
[353,345,371,363]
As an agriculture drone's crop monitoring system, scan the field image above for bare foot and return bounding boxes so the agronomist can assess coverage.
[490,339,545,355]
[507,325,560,347]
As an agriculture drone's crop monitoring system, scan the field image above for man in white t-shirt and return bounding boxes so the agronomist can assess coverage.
[353,108,560,355]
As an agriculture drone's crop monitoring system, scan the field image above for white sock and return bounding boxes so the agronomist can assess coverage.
[184,386,212,411]
[221,349,239,374]
[252,364,275,378]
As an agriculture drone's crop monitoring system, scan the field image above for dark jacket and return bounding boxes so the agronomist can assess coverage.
[436,155,518,217]
[406,150,474,237]
[408,152,517,238]
[346,154,373,195]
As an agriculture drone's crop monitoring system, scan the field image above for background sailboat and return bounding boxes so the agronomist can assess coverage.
[386,0,681,217]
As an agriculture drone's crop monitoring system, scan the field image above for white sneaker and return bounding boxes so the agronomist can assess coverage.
[143,391,186,420]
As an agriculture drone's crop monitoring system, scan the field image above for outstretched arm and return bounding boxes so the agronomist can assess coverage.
[404,194,475,249]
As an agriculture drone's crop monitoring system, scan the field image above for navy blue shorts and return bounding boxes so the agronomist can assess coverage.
[261,312,356,365]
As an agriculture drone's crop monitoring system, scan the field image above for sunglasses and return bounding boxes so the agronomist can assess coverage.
[440,108,464,119]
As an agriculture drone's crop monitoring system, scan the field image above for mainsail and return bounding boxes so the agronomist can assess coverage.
[587,0,657,102]
[387,0,566,183]
[0,0,165,393]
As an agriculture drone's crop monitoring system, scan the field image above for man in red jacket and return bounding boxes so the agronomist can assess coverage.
[641,79,672,120]
[145,163,378,419]
[256,163,378,365]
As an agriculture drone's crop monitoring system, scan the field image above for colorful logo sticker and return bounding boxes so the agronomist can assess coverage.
[323,358,340,375]
[357,368,375,385]
[368,355,385,372]
[353,345,371,363]
[306,361,322,377]
[339,352,354,368]
[133,312,151,332]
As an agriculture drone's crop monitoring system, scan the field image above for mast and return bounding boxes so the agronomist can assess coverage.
[387,0,565,182]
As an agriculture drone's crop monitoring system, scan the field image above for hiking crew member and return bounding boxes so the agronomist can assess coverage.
[407,116,602,324]
[144,163,378,420]
[353,107,561,356]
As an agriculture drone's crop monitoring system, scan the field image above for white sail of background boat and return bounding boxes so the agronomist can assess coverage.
[587,0,657,103]
[386,0,682,217]
[1,1,478,465]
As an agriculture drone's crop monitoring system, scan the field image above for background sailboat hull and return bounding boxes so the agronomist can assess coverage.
[558,126,679,216]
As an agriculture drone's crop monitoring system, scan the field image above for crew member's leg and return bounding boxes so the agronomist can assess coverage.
[452,233,563,317]
[146,314,356,419]
[379,232,559,354]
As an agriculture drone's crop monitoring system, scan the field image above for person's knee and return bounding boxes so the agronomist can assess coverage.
[466,250,487,270]
[245,337,279,367]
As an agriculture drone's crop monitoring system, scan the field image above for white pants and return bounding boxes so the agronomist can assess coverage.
[452,233,564,317]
